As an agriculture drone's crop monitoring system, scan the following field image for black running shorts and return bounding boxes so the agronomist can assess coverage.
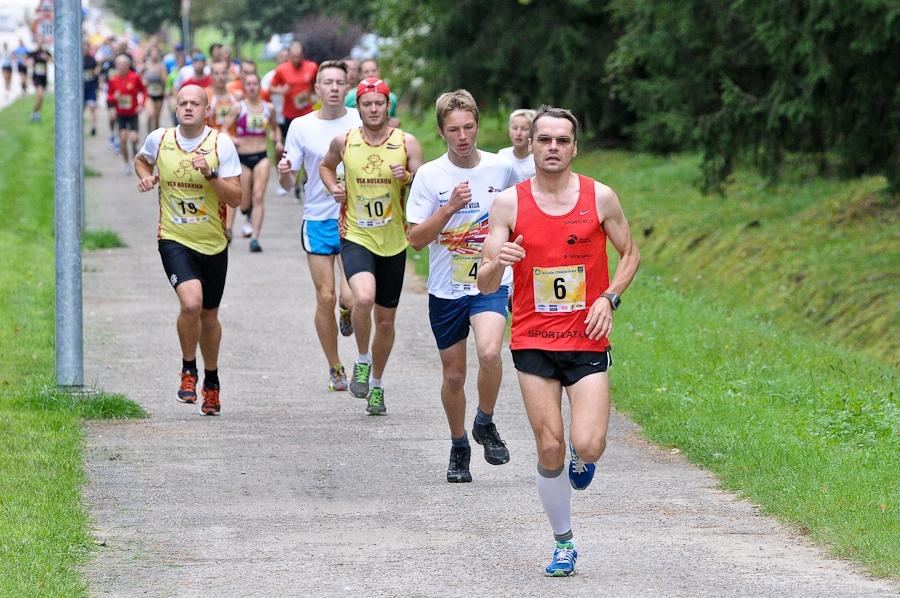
[158,239,228,309]
[116,114,139,131]
[239,150,268,170]
[511,348,612,387]
[340,238,406,309]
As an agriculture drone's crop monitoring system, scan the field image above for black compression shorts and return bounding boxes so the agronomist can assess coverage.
[158,239,228,309]
[340,238,406,309]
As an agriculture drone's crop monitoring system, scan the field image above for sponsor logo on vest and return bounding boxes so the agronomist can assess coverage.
[527,329,590,339]
[566,234,591,245]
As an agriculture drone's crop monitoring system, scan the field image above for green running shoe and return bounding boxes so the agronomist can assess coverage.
[366,386,386,415]
[350,361,371,398]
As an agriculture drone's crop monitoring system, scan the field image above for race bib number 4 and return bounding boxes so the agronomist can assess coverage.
[170,195,209,224]
[533,265,586,313]
[451,251,480,292]
[354,193,392,228]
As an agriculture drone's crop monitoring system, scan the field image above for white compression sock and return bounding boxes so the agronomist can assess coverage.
[536,465,572,538]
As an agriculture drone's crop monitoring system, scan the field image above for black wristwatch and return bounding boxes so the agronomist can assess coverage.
[602,291,621,310]
[205,169,219,180]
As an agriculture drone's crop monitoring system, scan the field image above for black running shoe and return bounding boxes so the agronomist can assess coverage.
[447,445,472,483]
[472,421,510,465]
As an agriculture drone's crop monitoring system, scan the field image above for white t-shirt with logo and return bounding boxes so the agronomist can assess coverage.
[497,146,535,184]
[407,150,517,299]
[138,126,241,178]
[284,109,362,221]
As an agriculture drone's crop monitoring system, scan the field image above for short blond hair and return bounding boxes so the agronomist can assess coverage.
[435,89,479,131]
[508,108,536,125]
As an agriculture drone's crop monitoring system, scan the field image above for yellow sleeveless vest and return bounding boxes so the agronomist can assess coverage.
[341,127,409,256]
[156,128,226,255]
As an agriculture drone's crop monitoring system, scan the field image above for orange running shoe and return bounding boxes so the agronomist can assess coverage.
[177,371,198,403]
[200,386,221,416]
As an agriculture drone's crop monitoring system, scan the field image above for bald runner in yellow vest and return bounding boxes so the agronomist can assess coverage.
[320,77,424,416]
[135,84,243,416]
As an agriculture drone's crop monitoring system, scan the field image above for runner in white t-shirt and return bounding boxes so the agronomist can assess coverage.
[407,90,517,483]
[277,60,361,392]
[262,47,289,195]
[497,108,537,184]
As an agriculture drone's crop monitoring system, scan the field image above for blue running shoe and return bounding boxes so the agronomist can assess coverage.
[545,541,577,576]
[568,443,595,490]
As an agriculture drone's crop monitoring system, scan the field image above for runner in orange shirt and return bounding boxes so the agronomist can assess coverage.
[269,40,317,142]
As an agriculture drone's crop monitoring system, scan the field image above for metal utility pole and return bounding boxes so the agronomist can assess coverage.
[181,0,191,52]
[54,0,84,387]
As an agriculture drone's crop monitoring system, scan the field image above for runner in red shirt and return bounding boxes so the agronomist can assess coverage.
[108,54,146,173]
[478,106,640,577]
[269,40,317,141]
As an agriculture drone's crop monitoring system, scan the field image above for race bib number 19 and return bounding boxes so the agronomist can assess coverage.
[451,252,480,292]
[170,195,209,224]
[533,265,586,312]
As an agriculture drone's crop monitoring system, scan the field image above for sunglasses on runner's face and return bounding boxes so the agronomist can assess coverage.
[534,135,574,146]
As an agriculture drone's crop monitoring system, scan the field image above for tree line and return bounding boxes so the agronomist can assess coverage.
[105,0,899,193]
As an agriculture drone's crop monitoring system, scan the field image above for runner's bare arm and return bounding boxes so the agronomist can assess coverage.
[134,154,158,192]
[319,132,347,203]
[404,133,424,176]
[477,188,522,294]
[583,182,641,339]
[220,103,240,134]
[269,103,283,150]
[207,175,242,208]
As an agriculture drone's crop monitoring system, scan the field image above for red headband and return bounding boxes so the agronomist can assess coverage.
[356,77,390,102]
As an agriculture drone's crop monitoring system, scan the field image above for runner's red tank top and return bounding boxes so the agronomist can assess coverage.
[510,175,610,351]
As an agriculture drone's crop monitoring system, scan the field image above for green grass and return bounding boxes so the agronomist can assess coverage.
[82,229,125,250]
[614,275,898,576]
[0,97,145,597]
[402,110,899,576]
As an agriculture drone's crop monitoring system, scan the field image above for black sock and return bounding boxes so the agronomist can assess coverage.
[204,369,219,389]
[182,359,197,374]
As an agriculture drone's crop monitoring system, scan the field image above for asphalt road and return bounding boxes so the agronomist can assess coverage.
[79,117,897,597]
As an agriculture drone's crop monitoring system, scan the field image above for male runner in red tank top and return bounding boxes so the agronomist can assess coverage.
[478,106,640,577]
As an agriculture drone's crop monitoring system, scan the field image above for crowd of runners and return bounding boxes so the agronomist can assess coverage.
[52,32,641,578]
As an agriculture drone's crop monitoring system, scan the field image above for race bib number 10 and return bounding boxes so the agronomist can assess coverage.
[354,193,392,227]
[533,265,586,312]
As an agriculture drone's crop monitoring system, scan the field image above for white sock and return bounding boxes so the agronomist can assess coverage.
[357,353,372,364]
[536,465,572,538]
[370,377,382,388]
